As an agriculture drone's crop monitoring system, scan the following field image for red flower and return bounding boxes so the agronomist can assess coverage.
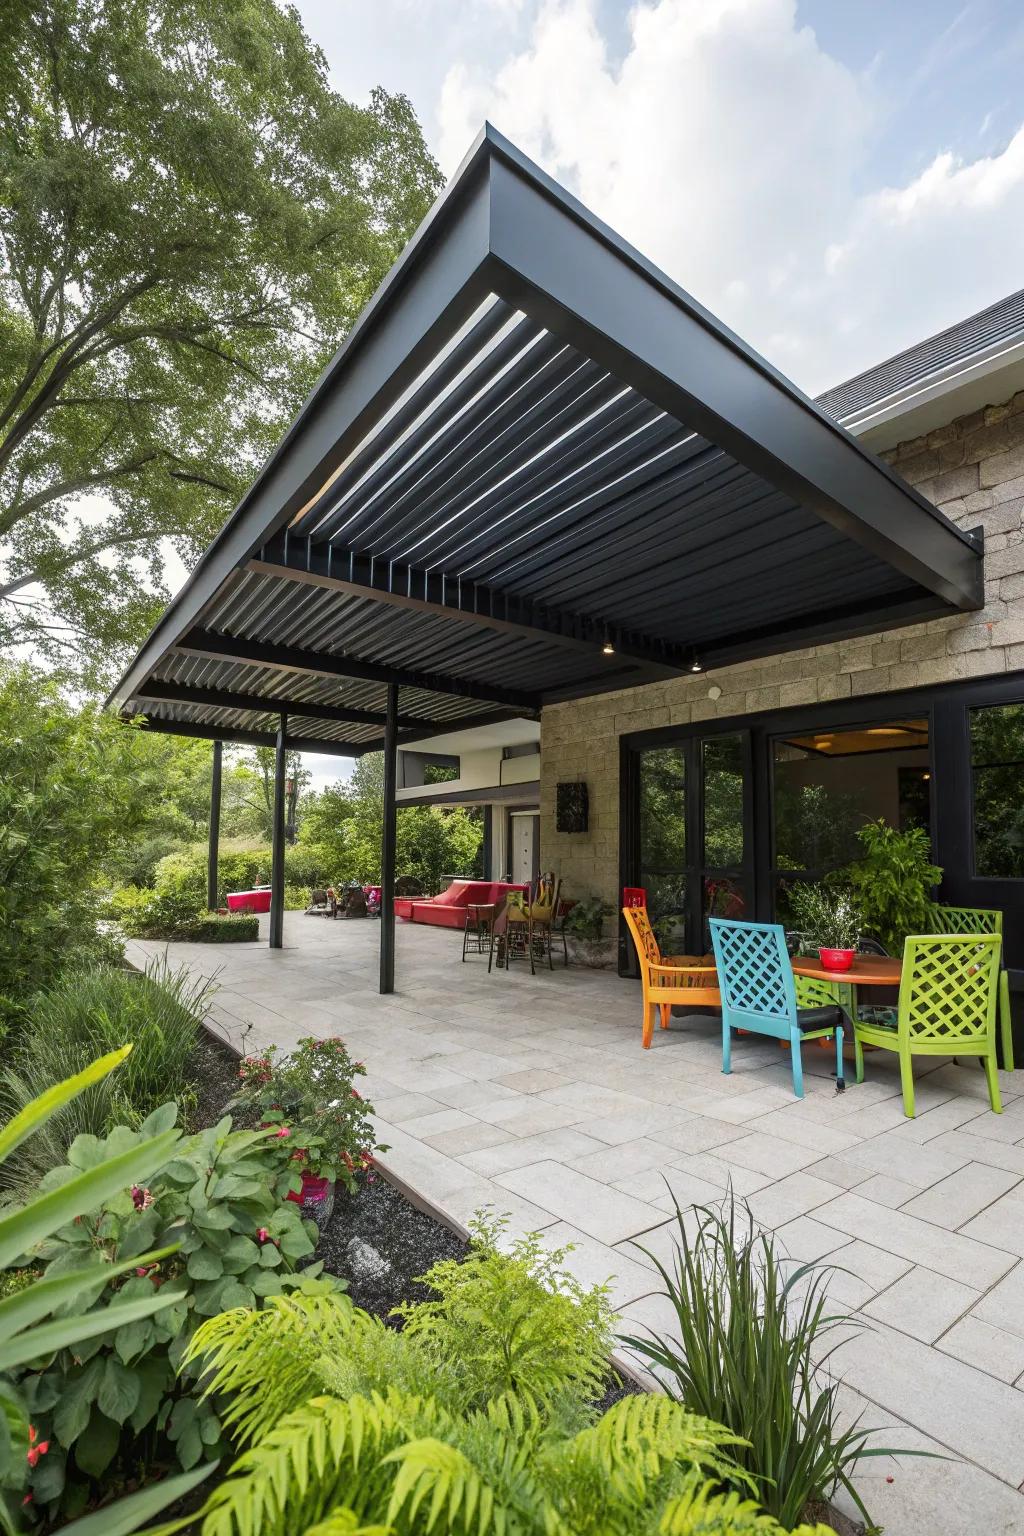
[26,1427,49,1468]
[275,1126,291,1139]
[256,1227,270,1244]
[131,1185,153,1210]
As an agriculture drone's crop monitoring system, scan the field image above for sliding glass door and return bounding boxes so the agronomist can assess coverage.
[633,729,753,958]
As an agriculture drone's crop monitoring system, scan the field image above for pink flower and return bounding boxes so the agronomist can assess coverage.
[275,1126,291,1139]
[256,1227,270,1244]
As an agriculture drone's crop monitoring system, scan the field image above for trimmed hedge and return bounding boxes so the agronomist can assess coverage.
[184,913,259,943]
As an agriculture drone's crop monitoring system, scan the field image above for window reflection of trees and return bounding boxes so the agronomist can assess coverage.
[971,704,1024,878]
[639,748,686,941]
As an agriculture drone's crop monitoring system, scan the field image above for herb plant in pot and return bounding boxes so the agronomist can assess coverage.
[788,882,862,973]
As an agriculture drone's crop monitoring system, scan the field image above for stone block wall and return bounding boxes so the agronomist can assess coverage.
[540,389,1024,908]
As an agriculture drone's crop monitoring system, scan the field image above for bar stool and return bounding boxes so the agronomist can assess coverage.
[462,901,497,961]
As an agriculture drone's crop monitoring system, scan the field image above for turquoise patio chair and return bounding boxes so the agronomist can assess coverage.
[710,918,845,1100]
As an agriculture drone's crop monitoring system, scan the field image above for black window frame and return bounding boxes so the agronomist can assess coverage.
[619,669,1024,979]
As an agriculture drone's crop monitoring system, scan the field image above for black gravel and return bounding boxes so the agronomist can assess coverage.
[186,1029,242,1131]
[317,1175,467,1318]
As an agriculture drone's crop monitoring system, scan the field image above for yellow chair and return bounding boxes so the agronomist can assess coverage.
[623,905,721,1049]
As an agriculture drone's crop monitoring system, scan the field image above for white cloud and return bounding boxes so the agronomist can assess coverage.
[437,0,1024,393]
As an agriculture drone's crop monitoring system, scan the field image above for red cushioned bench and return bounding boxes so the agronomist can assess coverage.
[394,879,529,929]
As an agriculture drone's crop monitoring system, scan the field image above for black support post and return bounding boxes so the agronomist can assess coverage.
[270,715,287,950]
[207,740,222,911]
[380,683,399,994]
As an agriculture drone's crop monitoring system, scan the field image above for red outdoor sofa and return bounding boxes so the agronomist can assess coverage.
[394,879,529,930]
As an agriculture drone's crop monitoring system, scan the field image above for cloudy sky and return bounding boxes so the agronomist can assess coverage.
[297,0,1024,788]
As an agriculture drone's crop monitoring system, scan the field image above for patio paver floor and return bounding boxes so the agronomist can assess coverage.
[130,914,1024,1535]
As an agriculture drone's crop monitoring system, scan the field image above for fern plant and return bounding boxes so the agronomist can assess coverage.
[175,1268,840,1536]
[153,1387,766,1536]
[394,1213,614,1415]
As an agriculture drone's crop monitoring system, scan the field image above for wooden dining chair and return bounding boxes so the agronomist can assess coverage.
[622,905,720,1049]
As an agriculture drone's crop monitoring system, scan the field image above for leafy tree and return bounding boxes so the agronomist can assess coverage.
[0,661,153,1016]
[324,753,483,891]
[240,747,310,842]
[0,0,441,677]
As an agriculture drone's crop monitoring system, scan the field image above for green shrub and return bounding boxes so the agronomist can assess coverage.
[0,958,211,1191]
[842,819,943,953]
[0,1047,217,1531]
[395,1212,613,1413]
[12,1112,333,1522]
[179,1285,837,1536]
[624,1195,909,1531]
[185,914,260,943]
[109,882,204,939]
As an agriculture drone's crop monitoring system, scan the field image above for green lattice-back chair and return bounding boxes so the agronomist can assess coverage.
[924,903,1013,1071]
[853,933,1003,1118]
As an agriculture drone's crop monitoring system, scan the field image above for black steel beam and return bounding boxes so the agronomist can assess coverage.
[250,537,689,678]
[124,715,370,756]
[173,627,540,712]
[269,715,286,949]
[108,158,499,716]
[380,683,398,995]
[135,678,434,732]
[482,132,984,613]
[207,740,222,911]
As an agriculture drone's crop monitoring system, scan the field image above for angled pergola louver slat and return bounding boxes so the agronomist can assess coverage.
[107,125,984,982]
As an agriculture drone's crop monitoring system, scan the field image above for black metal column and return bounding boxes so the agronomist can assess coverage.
[270,715,287,950]
[380,683,399,994]
[207,739,223,911]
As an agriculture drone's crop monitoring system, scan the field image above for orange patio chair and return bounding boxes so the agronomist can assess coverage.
[623,905,721,1049]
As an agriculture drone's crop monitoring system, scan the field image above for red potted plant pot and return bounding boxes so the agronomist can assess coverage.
[818,947,855,972]
[288,1171,333,1203]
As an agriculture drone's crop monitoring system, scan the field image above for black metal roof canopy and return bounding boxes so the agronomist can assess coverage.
[109,125,984,753]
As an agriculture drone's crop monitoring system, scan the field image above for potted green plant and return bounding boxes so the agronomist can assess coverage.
[564,895,614,967]
[234,1036,384,1218]
[842,819,943,953]
[788,882,862,972]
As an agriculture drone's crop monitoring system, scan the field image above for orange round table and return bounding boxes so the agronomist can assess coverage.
[791,955,901,987]
[791,954,901,1055]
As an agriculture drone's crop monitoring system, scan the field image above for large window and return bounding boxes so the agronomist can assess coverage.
[971,703,1024,878]
[772,719,930,921]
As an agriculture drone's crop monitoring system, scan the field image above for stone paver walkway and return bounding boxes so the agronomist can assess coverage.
[130,915,1024,1534]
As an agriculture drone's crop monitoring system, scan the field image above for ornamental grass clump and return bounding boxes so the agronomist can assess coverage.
[623,1194,904,1532]
[0,956,212,1192]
